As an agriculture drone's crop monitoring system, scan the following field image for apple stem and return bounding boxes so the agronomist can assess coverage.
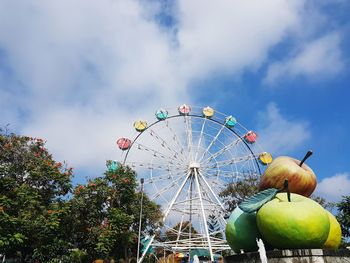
[299,150,313,167]
[284,179,291,202]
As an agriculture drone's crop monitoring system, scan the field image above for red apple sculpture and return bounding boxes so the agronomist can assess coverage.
[259,151,317,197]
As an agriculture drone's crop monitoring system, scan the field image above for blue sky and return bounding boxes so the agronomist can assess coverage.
[0,0,349,202]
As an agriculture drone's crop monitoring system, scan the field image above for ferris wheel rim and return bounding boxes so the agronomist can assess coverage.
[122,113,262,176]
[116,105,272,261]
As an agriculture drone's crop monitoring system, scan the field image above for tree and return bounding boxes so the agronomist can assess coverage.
[0,129,162,261]
[207,214,222,239]
[336,195,350,242]
[69,164,162,261]
[0,128,73,261]
[219,171,260,214]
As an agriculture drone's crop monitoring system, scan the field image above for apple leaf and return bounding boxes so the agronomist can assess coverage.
[238,188,279,213]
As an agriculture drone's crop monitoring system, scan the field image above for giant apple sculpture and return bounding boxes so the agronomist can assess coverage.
[225,207,260,253]
[323,210,342,249]
[256,193,330,249]
[259,151,317,197]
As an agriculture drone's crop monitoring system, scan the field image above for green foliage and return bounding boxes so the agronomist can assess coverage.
[219,171,260,214]
[0,129,73,261]
[336,195,350,238]
[67,248,88,263]
[0,129,162,261]
[69,165,162,261]
[207,214,222,239]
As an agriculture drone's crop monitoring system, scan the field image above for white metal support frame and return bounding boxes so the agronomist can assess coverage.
[193,166,214,261]
[123,106,264,263]
[137,171,192,263]
[198,171,226,212]
[162,170,192,220]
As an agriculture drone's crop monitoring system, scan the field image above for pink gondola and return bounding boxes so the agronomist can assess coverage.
[116,138,131,150]
[178,104,191,115]
[244,131,257,144]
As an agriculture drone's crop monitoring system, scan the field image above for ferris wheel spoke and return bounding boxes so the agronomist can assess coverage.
[127,161,186,171]
[145,171,183,184]
[150,175,184,201]
[227,153,258,175]
[237,159,254,173]
[163,120,188,159]
[201,154,258,169]
[201,168,256,178]
[150,169,186,182]
[194,117,207,161]
[197,124,226,163]
[148,128,187,162]
[202,172,248,181]
[201,138,241,165]
[133,142,183,164]
[146,175,183,188]
[184,115,194,162]
[201,169,231,183]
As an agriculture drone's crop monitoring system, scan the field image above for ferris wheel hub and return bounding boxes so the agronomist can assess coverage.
[189,162,200,169]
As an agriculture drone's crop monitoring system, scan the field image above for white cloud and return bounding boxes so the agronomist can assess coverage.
[264,32,344,85]
[176,0,303,78]
[0,0,333,178]
[257,102,311,154]
[315,173,350,202]
[0,0,185,174]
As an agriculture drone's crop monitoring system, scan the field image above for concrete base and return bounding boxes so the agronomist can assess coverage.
[224,249,350,263]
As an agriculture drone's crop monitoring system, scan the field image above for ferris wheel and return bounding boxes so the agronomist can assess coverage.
[115,105,272,262]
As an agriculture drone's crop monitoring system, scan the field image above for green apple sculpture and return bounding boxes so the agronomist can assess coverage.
[226,207,260,253]
[323,210,342,249]
[256,192,330,249]
[259,151,317,197]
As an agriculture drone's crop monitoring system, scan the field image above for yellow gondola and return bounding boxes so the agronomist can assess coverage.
[134,120,148,132]
[202,106,214,118]
[259,152,273,165]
